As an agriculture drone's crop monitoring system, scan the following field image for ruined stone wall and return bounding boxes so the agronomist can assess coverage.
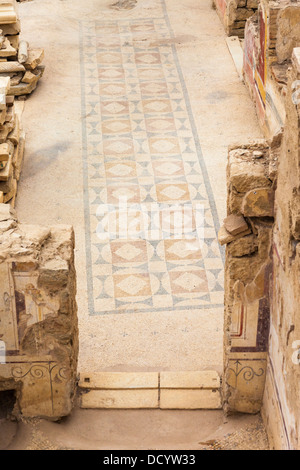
[243,0,300,137]
[219,140,276,413]
[0,0,77,420]
[0,204,79,419]
[0,0,45,97]
[261,49,300,451]
[213,0,259,38]
[221,43,300,448]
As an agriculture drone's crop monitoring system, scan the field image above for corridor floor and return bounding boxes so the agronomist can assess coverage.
[16,0,262,374]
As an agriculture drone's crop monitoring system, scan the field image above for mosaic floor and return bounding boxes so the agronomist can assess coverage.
[80,1,224,316]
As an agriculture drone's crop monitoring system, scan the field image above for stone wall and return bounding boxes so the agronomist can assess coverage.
[0,204,79,419]
[241,0,300,448]
[243,0,300,137]
[220,41,300,449]
[261,49,300,451]
[213,0,259,38]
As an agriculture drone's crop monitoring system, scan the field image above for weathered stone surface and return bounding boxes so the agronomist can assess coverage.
[242,188,275,217]
[291,190,300,240]
[235,8,255,21]
[222,140,274,418]
[81,389,159,409]
[227,234,258,257]
[218,225,251,246]
[247,0,258,8]
[224,214,249,235]
[18,40,28,64]
[213,0,259,38]
[0,202,16,221]
[260,54,300,449]
[160,389,222,410]
[79,372,159,390]
[160,371,220,389]
[0,2,18,24]
[25,48,44,71]
[0,37,16,57]
[276,7,300,64]
[228,149,271,193]
[21,71,36,85]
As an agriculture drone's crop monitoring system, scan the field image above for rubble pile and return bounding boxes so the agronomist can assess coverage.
[0,0,45,97]
[0,76,25,206]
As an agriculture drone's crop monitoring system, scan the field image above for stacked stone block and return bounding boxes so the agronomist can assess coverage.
[0,76,25,207]
[0,0,45,97]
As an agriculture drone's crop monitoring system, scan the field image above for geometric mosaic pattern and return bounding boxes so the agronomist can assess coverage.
[80,5,224,315]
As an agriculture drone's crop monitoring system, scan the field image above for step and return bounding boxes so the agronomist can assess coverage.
[79,371,222,410]
[226,36,244,81]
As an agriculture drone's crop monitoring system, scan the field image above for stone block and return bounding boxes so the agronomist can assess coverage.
[0,3,18,25]
[228,186,245,214]
[291,191,300,240]
[235,8,255,21]
[226,357,267,414]
[3,177,16,203]
[18,40,28,64]
[0,202,16,221]
[229,158,271,193]
[0,142,9,162]
[0,76,10,95]
[160,389,222,410]
[276,7,300,64]
[224,214,249,235]
[218,225,251,246]
[160,371,220,389]
[0,20,20,36]
[81,389,159,409]
[0,37,16,58]
[0,154,12,180]
[0,208,78,419]
[227,234,258,257]
[79,372,159,390]
[25,48,44,71]
[21,71,36,85]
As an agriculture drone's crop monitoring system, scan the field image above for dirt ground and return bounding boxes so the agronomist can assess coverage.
[1,407,269,450]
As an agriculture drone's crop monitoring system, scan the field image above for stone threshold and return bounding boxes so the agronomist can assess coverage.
[226,36,244,82]
[79,371,222,410]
